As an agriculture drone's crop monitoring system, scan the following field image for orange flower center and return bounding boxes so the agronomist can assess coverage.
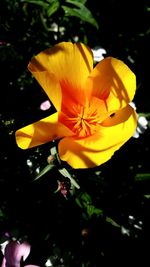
[59,97,108,138]
[68,105,100,137]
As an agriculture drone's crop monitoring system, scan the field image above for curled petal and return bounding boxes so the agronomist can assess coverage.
[87,57,136,111]
[15,112,73,149]
[58,105,137,168]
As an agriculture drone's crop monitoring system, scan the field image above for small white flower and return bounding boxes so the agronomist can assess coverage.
[127,55,135,64]
[50,23,58,32]
[26,159,33,167]
[138,116,148,129]
[73,36,79,42]
[133,115,148,138]
[45,258,53,267]
[49,23,65,39]
[121,226,130,236]
[130,102,148,138]
[129,101,136,110]
[92,47,107,62]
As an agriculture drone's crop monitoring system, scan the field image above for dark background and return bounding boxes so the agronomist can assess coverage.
[0,0,150,266]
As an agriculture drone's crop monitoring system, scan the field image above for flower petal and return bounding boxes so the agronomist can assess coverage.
[28,42,93,108]
[4,241,30,267]
[15,112,73,149]
[58,105,137,168]
[27,70,62,111]
[1,257,6,267]
[87,57,136,111]
[18,242,31,261]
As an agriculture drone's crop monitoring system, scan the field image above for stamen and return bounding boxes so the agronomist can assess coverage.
[60,97,107,138]
[69,104,101,137]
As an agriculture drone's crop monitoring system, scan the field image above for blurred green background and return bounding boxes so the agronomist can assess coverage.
[0,0,150,266]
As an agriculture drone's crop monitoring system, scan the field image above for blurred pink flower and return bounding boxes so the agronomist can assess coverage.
[0,41,6,46]
[1,240,39,267]
[40,100,51,111]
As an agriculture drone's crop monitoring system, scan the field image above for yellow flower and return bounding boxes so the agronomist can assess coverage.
[15,42,137,169]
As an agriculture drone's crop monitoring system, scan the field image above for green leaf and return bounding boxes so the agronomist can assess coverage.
[76,192,103,219]
[0,209,5,218]
[75,192,92,209]
[106,217,120,228]
[75,197,83,209]
[144,194,150,199]
[21,0,49,8]
[87,205,103,218]
[47,0,60,17]
[80,192,92,205]
[65,0,87,7]
[70,0,87,4]
[34,164,55,181]
[135,173,150,181]
[50,146,57,155]
[62,2,99,29]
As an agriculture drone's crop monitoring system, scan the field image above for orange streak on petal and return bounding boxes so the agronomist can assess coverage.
[60,79,90,108]
[28,42,93,109]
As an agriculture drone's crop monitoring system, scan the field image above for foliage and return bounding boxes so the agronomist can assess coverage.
[0,0,150,265]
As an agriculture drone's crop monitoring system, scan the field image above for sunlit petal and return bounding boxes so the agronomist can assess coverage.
[87,57,136,111]
[58,106,137,168]
[28,42,93,107]
[15,112,73,149]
